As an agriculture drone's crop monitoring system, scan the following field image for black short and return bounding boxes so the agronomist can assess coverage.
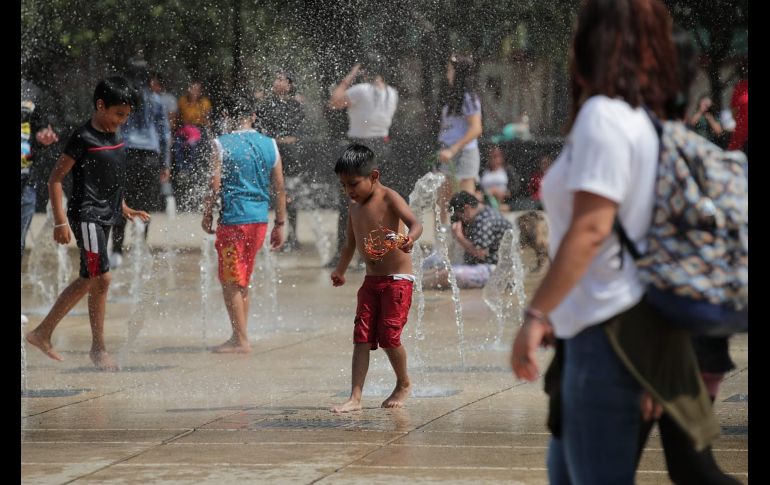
[71,220,112,278]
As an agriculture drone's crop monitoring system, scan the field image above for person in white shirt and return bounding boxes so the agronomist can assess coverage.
[510,1,718,483]
[479,145,510,210]
[328,59,399,266]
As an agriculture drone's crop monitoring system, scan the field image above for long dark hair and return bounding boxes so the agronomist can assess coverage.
[568,0,679,128]
[443,54,479,116]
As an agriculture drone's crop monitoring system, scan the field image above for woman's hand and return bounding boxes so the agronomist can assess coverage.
[511,315,555,381]
[438,147,455,163]
[641,392,663,421]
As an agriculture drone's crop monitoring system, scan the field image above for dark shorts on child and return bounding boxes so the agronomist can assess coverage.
[354,275,414,350]
[215,223,268,287]
[71,220,112,278]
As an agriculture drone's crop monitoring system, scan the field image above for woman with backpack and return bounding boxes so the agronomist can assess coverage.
[510,1,723,483]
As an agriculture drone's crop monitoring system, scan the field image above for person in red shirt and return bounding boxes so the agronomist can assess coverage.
[728,60,748,153]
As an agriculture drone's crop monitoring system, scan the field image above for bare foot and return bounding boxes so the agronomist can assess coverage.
[330,398,362,413]
[25,330,64,362]
[90,350,119,372]
[382,383,411,409]
[211,340,252,354]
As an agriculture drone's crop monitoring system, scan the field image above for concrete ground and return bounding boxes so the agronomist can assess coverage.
[21,211,748,484]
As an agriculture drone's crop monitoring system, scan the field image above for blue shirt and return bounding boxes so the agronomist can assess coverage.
[215,129,278,225]
[121,89,171,167]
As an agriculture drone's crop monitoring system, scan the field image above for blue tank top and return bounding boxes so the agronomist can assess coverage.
[217,129,277,225]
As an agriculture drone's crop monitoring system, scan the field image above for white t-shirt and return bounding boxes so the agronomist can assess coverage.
[345,83,398,138]
[541,95,658,339]
[480,168,508,193]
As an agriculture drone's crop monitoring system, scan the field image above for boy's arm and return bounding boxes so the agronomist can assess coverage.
[269,151,287,249]
[332,212,356,286]
[386,189,423,252]
[121,199,151,222]
[48,154,76,244]
[201,140,222,234]
[450,222,488,259]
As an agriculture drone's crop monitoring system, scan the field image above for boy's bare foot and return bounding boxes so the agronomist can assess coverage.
[382,383,411,409]
[330,398,362,413]
[25,330,64,362]
[211,340,252,354]
[89,350,119,372]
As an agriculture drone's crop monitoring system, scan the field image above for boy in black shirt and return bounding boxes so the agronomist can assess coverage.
[25,77,149,371]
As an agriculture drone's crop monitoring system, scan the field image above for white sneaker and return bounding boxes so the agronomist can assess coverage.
[21,314,28,325]
[109,252,123,268]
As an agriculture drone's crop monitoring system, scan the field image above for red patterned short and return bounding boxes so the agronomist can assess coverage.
[354,276,414,350]
[215,223,267,286]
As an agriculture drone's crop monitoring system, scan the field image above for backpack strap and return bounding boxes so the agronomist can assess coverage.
[613,104,661,269]
[614,217,642,270]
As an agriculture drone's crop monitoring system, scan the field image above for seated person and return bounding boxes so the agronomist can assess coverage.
[480,145,511,210]
[527,154,554,210]
[422,191,512,289]
[516,210,549,272]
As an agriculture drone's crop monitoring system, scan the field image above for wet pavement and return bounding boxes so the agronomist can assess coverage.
[21,212,748,484]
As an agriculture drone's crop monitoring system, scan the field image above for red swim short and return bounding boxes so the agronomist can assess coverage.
[354,275,414,350]
[215,223,267,287]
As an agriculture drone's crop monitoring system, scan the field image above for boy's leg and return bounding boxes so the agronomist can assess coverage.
[331,343,371,413]
[87,272,118,371]
[380,280,413,408]
[382,344,411,408]
[25,277,92,361]
[212,224,265,353]
[212,283,251,353]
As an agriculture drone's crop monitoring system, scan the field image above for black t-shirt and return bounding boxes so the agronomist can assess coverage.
[255,95,305,139]
[463,206,513,265]
[64,121,126,224]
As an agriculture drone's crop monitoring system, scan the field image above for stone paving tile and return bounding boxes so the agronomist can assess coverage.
[355,444,548,469]
[318,466,549,484]
[172,428,404,445]
[21,429,189,443]
[22,442,153,485]
[75,463,332,484]
[23,406,236,431]
[118,442,379,466]
[393,430,550,448]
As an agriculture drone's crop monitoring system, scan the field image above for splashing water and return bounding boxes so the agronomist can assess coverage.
[408,172,445,342]
[25,204,73,314]
[250,242,281,334]
[310,209,334,267]
[408,171,465,368]
[118,249,164,368]
[125,219,154,304]
[21,321,28,395]
[199,235,217,348]
[481,222,527,350]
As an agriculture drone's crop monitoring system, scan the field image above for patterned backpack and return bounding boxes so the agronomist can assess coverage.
[616,110,748,336]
